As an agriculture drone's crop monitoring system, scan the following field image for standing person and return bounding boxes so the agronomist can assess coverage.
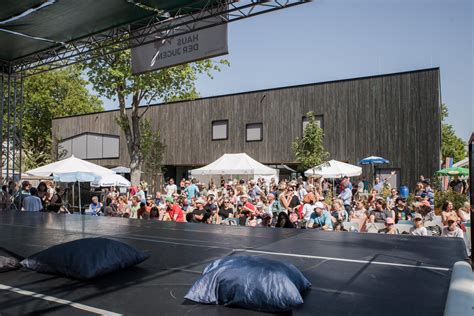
[422,179,434,210]
[184,179,199,204]
[449,175,465,194]
[136,184,146,204]
[22,187,43,212]
[338,181,352,216]
[37,182,49,210]
[140,179,149,197]
[357,178,365,195]
[165,178,177,197]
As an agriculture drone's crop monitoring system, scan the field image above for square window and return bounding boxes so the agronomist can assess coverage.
[246,123,263,142]
[302,115,323,134]
[212,120,228,141]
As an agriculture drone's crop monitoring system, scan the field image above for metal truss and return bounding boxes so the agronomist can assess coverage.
[0,72,24,186]
[5,0,309,76]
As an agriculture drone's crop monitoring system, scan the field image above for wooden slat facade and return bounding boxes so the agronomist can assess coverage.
[52,68,441,189]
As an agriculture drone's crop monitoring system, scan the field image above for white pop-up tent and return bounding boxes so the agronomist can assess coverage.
[27,155,115,212]
[190,153,278,183]
[304,160,362,178]
[91,173,131,188]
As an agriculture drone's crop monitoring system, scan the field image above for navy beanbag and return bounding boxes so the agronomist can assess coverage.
[21,238,150,280]
[185,255,311,312]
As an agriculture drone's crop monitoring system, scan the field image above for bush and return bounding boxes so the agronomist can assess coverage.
[434,190,468,210]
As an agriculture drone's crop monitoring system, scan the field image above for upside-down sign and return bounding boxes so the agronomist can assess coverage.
[131,13,228,75]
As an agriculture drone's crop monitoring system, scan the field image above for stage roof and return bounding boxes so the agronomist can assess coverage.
[0,0,219,62]
[0,0,308,74]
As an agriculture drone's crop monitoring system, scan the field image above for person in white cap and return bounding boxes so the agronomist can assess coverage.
[307,202,333,231]
[190,198,207,223]
[409,213,428,236]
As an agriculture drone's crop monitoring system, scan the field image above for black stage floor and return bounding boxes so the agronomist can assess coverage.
[0,211,469,316]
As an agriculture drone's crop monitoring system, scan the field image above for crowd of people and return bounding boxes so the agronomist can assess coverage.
[1,175,471,242]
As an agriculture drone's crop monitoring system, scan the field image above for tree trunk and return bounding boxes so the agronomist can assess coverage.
[130,149,142,186]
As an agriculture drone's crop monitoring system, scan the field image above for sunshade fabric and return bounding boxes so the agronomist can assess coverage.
[436,167,469,176]
[358,156,390,165]
[190,153,277,176]
[0,0,219,62]
[304,160,362,178]
[26,155,115,178]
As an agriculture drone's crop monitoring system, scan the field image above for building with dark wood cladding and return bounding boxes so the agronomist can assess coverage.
[52,68,441,190]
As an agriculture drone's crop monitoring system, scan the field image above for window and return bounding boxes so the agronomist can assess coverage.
[246,123,263,142]
[302,115,324,134]
[58,133,120,160]
[212,120,228,140]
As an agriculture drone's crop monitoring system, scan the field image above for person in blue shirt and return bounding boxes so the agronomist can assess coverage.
[184,179,199,204]
[86,196,102,215]
[338,181,352,215]
[308,202,333,231]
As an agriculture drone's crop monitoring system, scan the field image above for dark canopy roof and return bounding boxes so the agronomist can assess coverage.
[0,0,218,63]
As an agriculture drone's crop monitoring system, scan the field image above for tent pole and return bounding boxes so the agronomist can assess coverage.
[78,181,81,214]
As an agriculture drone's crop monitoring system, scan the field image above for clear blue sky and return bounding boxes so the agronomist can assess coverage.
[99,0,473,140]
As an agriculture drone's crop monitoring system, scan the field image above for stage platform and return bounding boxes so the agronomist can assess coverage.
[0,211,469,315]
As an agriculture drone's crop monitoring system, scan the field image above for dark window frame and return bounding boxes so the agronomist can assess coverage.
[302,114,324,135]
[211,119,229,141]
[246,122,263,142]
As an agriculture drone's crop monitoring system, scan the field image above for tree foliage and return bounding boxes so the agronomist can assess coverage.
[440,104,465,163]
[22,67,103,169]
[83,46,228,184]
[292,112,330,170]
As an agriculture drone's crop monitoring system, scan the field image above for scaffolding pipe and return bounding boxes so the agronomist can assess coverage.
[6,74,11,182]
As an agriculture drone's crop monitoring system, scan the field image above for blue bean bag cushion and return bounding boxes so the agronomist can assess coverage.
[21,238,150,280]
[185,255,311,312]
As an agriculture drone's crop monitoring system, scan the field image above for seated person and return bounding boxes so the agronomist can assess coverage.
[441,216,464,239]
[409,214,428,236]
[331,199,348,222]
[85,196,102,215]
[368,199,393,223]
[307,202,333,231]
[190,199,207,223]
[392,197,411,222]
[377,217,399,234]
[413,200,435,222]
[165,196,184,222]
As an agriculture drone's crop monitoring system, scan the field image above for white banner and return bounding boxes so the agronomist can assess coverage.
[131,14,228,75]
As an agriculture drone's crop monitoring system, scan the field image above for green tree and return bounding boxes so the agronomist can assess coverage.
[22,66,103,170]
[292,112,330,170]
[140,118,165,192]
[84,48,228,184]
[440,104,465,163]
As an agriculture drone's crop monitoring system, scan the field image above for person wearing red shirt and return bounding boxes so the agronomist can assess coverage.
[240,195,255,213]
[165,196,184,222]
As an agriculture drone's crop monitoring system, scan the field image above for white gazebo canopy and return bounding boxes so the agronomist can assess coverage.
[304,160,362,178]
[190,153,278,183]
[26,155,114,179]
